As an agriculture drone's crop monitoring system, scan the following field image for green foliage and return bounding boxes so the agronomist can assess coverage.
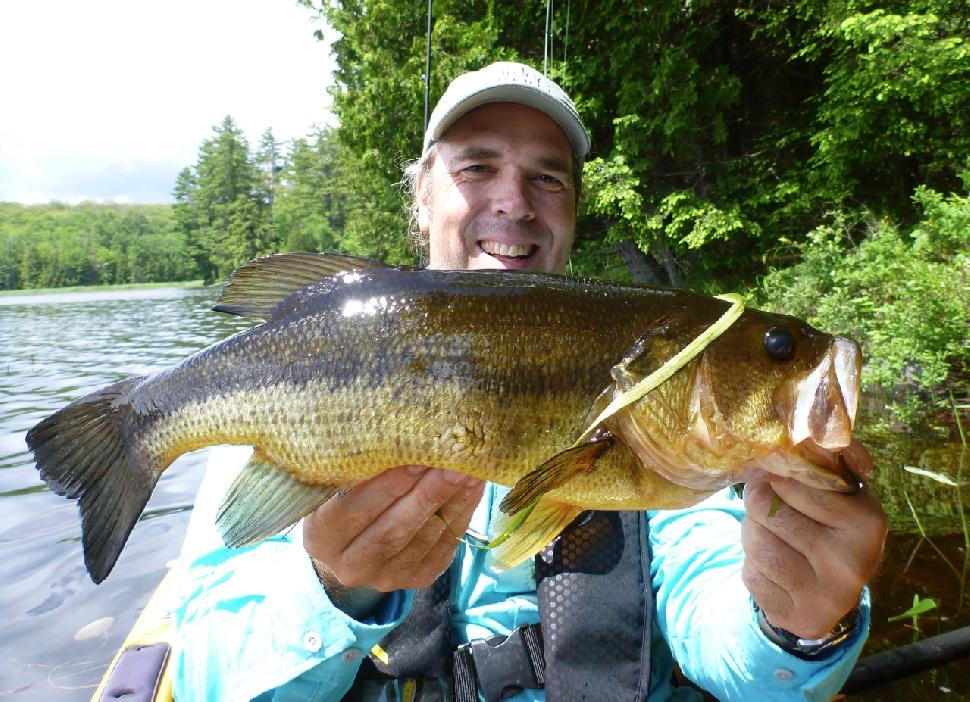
[0,203,192,290]
[754,182,970,426]
[888,594,937,627]
[809,9,970,207]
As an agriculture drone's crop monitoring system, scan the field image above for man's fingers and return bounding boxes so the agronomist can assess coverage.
[384,496,481,591]
[305,465,430,555]
[406,478,484,557]
[741,559,794,624]
[345,469,475,564]
[745,477,851,531]
[741,516,817,594]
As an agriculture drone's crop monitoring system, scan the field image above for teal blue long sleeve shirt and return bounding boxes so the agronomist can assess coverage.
[171,447,869,702]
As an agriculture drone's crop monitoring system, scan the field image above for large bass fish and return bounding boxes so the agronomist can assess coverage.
[28,253,866,583]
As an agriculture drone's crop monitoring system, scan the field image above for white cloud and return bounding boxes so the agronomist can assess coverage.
[0,0,335,204]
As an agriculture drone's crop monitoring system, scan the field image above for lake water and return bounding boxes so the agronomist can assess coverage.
[0,286,966,700]
[0,287,248,701]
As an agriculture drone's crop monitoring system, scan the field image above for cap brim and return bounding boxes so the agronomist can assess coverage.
[426,84,590,161]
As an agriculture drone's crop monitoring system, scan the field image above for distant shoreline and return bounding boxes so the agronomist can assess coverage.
[0,280,206,297]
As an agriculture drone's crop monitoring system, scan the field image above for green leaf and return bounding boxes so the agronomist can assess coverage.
[887,595,937,622]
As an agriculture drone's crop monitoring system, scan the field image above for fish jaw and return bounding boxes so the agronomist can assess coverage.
[779,337,862,451]
[739,437,872,492]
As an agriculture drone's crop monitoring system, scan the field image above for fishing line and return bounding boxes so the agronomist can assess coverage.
[454,293,748,551]
[573,293,746,445]
[563,0,570,67]
[424,0,434,132]
[543,0,553,75]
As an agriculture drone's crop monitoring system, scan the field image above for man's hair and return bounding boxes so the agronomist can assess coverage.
[400,145,437,256]
[400,144,584,259]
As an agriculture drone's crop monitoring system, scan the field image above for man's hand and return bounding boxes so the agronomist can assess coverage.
[741,449,887,640]
[303,465,484,613]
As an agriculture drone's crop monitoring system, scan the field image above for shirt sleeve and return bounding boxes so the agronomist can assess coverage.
[170,447,413,702]
[648,488,869,702]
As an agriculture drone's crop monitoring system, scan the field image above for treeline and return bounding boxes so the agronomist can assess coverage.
[0,117,403,290]
[171,117,409,285]
[0,202,192,290]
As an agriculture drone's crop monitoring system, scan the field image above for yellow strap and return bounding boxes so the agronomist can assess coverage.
[370,643,390,665]
[573,293,746,445]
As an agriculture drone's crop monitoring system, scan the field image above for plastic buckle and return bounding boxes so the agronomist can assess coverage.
[457,628,541,702]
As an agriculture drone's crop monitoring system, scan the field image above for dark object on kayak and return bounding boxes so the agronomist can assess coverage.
[842,625,970,694]
[98,642,169,702]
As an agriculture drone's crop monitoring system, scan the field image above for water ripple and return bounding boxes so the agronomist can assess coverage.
[0,287,249,702]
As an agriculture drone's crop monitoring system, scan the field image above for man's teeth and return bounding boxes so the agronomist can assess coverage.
[481,241,532,258]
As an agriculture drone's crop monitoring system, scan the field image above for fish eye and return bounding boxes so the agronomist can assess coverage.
[764,326,795,361]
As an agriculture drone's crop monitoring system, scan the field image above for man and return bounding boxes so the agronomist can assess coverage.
[172,62,886,701]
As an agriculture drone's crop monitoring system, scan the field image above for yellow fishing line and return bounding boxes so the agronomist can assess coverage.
[573,293,746,445]
[480,294,747,549]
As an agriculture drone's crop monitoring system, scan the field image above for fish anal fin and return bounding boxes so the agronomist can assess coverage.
[213,252,389,321]
[499,438,612,515]
[491,501,583,570]
[216,450,338,548]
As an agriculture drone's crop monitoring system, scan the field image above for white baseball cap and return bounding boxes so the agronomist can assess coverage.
[423,62,591,163]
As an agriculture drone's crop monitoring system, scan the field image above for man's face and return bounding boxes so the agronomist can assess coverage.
[419,102,577,273]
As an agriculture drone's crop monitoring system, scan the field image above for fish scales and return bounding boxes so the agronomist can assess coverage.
[137,272,693,487]
[27,254,864,582]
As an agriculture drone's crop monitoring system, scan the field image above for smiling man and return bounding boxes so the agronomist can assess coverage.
[172,62,886,702]
[418,100,578,272]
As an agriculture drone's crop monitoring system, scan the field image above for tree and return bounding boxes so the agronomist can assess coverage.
[178,116,268,281]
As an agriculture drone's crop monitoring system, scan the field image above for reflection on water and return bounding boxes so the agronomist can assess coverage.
[0,286,966,699]
[0,287,249,702]
[856,427,970,699]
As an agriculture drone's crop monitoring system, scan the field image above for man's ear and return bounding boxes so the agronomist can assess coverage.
[417,173,431,233]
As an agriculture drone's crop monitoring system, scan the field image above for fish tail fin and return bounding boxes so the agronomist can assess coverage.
[26,376,159,583]
[491,501,583,570]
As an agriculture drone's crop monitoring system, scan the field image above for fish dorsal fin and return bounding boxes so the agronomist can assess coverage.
[491,500,583,570]
[216,449,339,548]
[499,438,612,515]
[213,252,389,321]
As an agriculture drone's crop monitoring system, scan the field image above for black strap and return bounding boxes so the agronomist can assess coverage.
[453,623,545,702]
[358,510,652,701]
[536,510,653,701]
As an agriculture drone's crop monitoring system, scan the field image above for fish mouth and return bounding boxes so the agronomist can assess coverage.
[781,337,862,451]
[760,336,865,491]
[478,240,539,268]
[741,438,871,492]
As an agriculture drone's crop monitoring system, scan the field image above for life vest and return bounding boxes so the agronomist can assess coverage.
[357,510,654,702]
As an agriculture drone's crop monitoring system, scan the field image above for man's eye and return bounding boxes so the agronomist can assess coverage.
[536,174,566,190]
[463,164,488,174]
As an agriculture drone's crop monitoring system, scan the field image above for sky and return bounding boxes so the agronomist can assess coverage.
[0,0,335,205]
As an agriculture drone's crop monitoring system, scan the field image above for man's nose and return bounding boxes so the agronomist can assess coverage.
[491,172,535,221]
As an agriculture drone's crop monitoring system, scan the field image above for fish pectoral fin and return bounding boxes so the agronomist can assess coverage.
[213,252,389,321]
[499,438,612,515]
[491,501,583,570]
[216,450,339,548]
